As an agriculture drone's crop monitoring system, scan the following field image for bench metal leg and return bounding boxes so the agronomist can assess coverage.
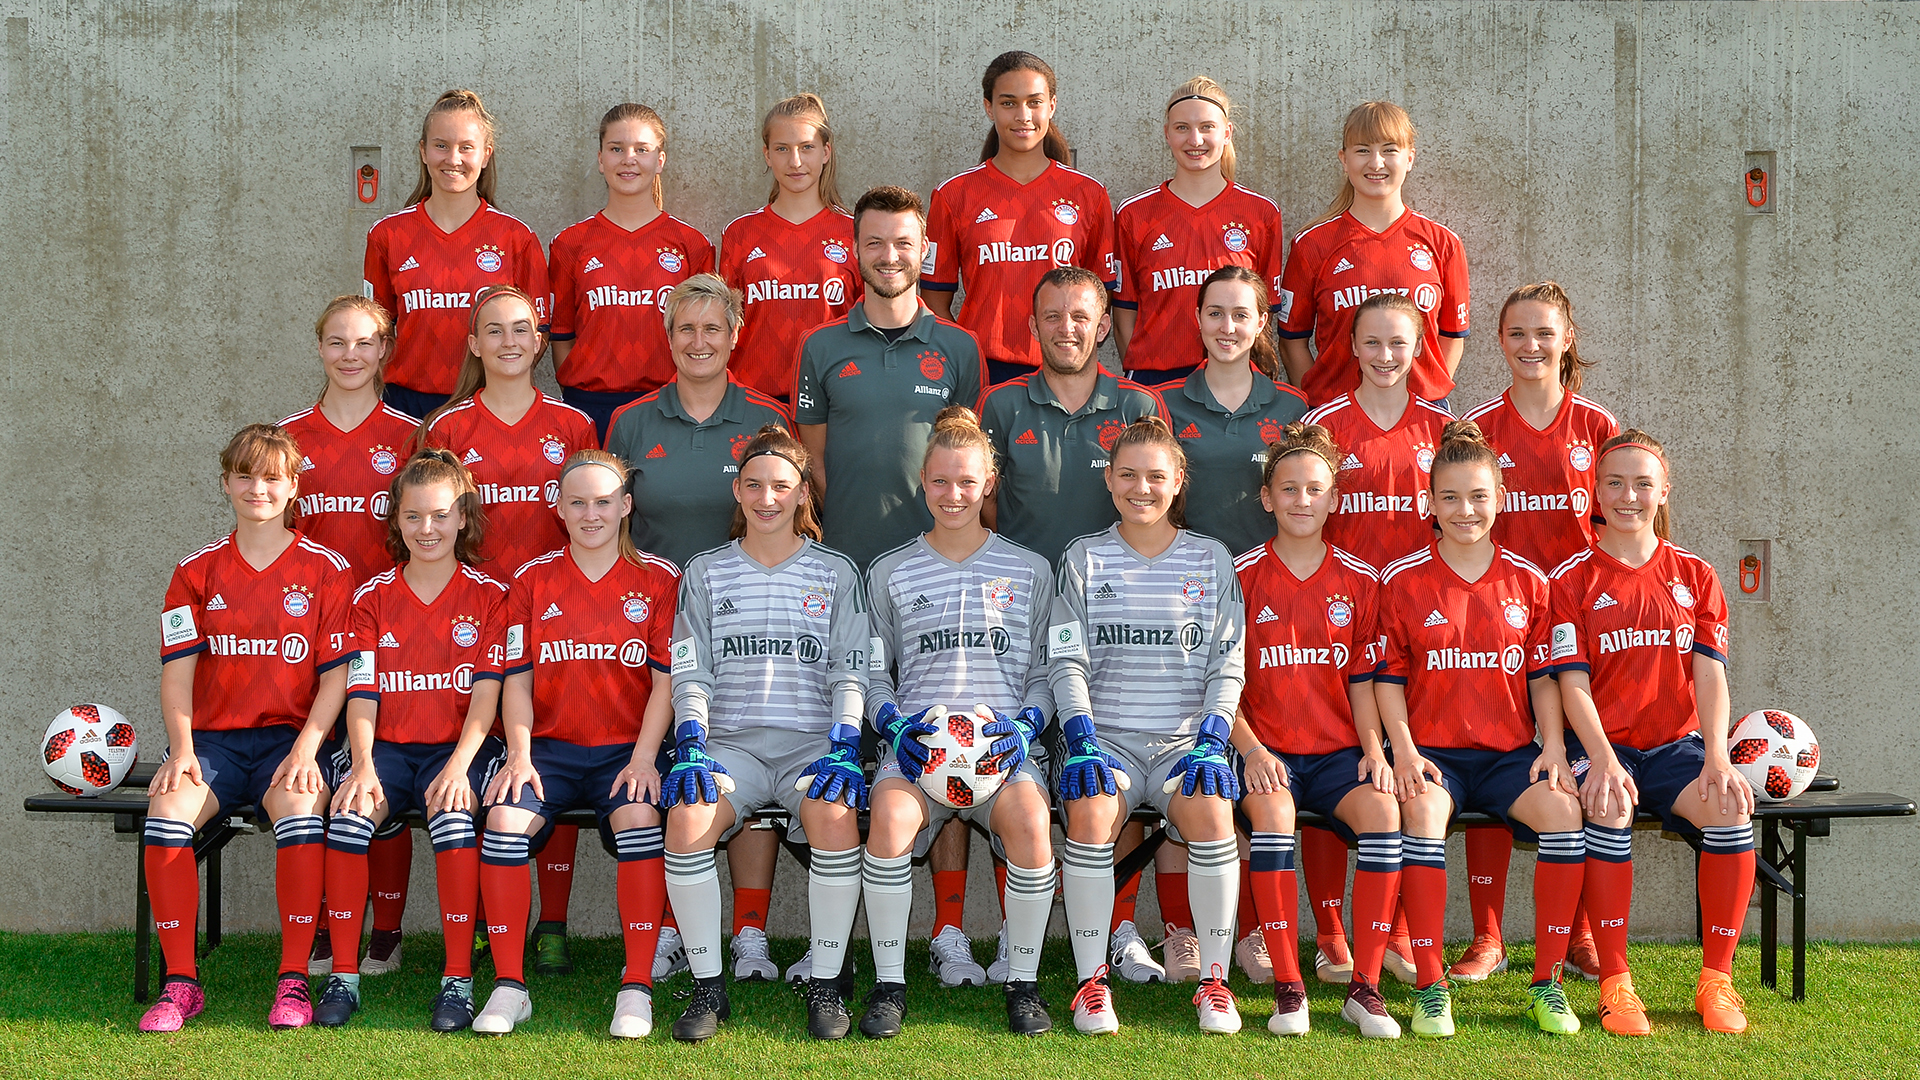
[135,828,151,1003]
[1759,818,1779,991]
[1793,820,1808,1001]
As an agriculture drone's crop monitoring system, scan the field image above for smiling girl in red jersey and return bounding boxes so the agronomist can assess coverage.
[320,450,509,1033]
[550,104,717,437]
[1374,421,1586,1039]
[469,451,680,1038]
[1278,102,1469,408]
[925,51,1116,385]
[1546,431,1752,1038]
[1453,282,1621,983]
[1112,77,1284,385]
[364,90,549,419]
[1231,423,1402,1039]
[140,425,355,1034]
[720,94,861,402]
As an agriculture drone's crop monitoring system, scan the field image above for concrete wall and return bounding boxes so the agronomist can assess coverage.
[4,1,1916,941]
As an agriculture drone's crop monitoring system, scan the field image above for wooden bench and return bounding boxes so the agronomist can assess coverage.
[24,763,1908,1003]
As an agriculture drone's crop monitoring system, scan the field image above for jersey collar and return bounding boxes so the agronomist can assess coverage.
[657,377,747,428]
[1026,366,1123,416]
[847,299,937,343]
[1181,365,1278,417]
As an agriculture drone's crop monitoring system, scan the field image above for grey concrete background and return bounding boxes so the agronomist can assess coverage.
[4,1,1916,942]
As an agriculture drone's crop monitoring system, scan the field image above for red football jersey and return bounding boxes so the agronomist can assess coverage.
[345,564,509,744]
[719,206,862,399]
[1112,182,1284,370]
[161,534,355,732]
[504,548,680,744]
[1377,543,1553,752]
[1277,210,1470,406]
[549,212,716,395]
[363,202,551,395]
[1461,391,1621,572]
[1235,542,1382,756]
[924,159,1117,368]
[281,403,421,578]
[1548,541,1731,750]
[421,393,599,574]
[1303,394,1453,570]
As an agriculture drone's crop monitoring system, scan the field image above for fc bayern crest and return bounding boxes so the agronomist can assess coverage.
[730,434,753,461]
[370,447,398,475]
[1569,445,1593,472]
[657,249,684,273]
[985,578,1015,611]
[1258,419,1284,445]
[919,351,945,380]
[542,438,566,465]
[1416,447,1436,473]
[823,241,849,264]
[283,590,311,618]
[1504,602,1528,629]
[1327,599,1353,627]
[1409,246,1435,272]
[1097,419,1125,452]
[623,596,650,624]
[801,592,829,618]
[452,619,479,647]
[475,247,503,273]
[1053,201,1080,225]
[1181,577,1207,604]
[1670,581,1695,608]
[1222,225,1249,252]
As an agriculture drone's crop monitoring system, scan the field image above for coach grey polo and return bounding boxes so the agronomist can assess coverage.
[795,302,985,570]
[978,368,1163,567]
[605,377,790,569]
[1163,368,1310,557]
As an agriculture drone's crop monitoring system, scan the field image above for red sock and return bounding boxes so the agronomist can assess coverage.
[324,846,369,975]
[275,840,326,975]
[620,856,667,987]
[932,869,967,935]
[435,847,480,978]
[1250,865,1301,983]
[1464,825,1512,943]
[536,825,579,924]
[1584,856,1633,979]
[732,887,772,935]
[145,840,201,979]
[1300,827,1351,945]
[1400,864,1447,987]
[480,855,532,984]
[994,862,1008,919]
[1237,860,1257,939]
[1112,869,1142,932]
[1531,858,1584,980]
[1391,901,1411,955]
[1349,868,1400,985]
[1699,849,1756,975]
[1572,902,1593,941]
[1157,870,1192,932]
[368,829,413,933]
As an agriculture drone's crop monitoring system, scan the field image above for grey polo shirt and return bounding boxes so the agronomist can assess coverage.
[1162,367,1309,556]
[977,368,1164,567]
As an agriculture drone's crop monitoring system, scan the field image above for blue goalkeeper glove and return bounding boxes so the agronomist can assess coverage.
[983,704,1045,776]
[874,702,941,782]
[661,720,735,808]
[1162,713,1240,799]
[1057,713,1130,800]
[796,722,867,808]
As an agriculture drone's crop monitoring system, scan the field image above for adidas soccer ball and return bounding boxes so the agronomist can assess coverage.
[915,703,1008,810]
[42,704,138,797]
[1727,709,1819,802]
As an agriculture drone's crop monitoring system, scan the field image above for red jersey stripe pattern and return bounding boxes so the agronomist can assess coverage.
[1235,542,1382,756]
[421,393,599,574]
[280,403,421,578]
[549,212,715,395]
[719,206,861,399]
[1112,182,1284,370]
[345,563,509,744]
[1302,394,1453,570]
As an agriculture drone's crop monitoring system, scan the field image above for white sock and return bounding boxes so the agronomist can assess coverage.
[1187,837,1239,980]
[663,849,723,979]
[808,847,863,981]
[862,851,913,984]
[1062,839,1115,981]
[1003,860,1056,983]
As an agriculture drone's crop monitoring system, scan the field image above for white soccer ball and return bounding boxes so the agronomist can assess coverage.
[43,704,138,797]
[1728,709,1819,802]
[915,703,1009,810]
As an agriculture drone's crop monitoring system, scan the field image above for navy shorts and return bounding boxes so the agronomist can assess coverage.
[381,385,445,422]
[371,737,506,819]
[1274,747,1372,844]
[488,738,664,849]
[1566,731,1709,838]
[177,726,301,818]
[561,386,646,444]
[1396,744,1545,842]
[1122,364,1199,387]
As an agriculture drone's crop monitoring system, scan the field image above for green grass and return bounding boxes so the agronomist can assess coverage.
[0,932,1913,1079]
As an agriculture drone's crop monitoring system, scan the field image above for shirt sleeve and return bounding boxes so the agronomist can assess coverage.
[825,553,870,730]
[1258,204,1287,302]
[669,559,716,732]
[1525,573,1554,679]
[691,230,718,277]
[518,226,552,329]
[345,589,380,702]
[1019,548,1059,720]
[1374,577,1410,685]
[475,583,509,683]
[793,329,830,422]
[571,405,601,452]
[717,222,745,292]
[160,562,207,665]
[1110,207,1138,310]
[1084,184,1119,288]
[1437,229,1470,338]
[1276,231,1317,338]
[1692,562,1731,665]
[954,328,984,413]
[922,185,960,291]
[1547,569,1590,674]
[647,562,679,675]
[1348,574,1380,683]
[863,563,900,724]
[1201,550,1247,718]
[504,569,533,676]
[1045,548,1095,719]
[547,231,578,341]
[362,222,394,325]
[315,565,355,674]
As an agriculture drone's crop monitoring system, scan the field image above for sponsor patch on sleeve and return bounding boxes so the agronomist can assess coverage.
[920,241,938,276]
[346,650,376,688]
[161,605,198,648]
[869,636,886,672]
[670,638,697,677]
[1276,287,1295,323]
[505,624,524,663]
[1048,621,1085,661]
[1549,622,1578,662]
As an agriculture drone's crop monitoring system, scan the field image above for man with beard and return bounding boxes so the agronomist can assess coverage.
[978,266,1166,566]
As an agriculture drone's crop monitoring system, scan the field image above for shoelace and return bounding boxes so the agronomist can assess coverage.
[277,978,311,1004]
[1275,983,1307,1012]
[931,930,973,965]
[803,980,845,1012]
[1008,985,1049,1018]
[1416,985,1449,1017]
[1071,972,1113,1014]
[1700,980,1745,1013]
[1533,981,1573,1013]
[1600,980,1644,1015]
[685,981,726,1014]
[320,979,357,1007]
[1349,983,1390,1016]
[1194,978,1236,1012]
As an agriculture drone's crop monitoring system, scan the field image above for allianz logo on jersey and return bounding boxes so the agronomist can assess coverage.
[918,626,1011,656]
[540,637,651,669]
[585,284,672,311]
[1597,626,1693,655]
[1503,489,1591,516]
[744,278,847,306]
[719,633,823,663]
[1425,645,1524,675]
[1149,266,1219,293]
[478,480,561,506]
[378,664,476,693]
[401,288,473,313]
[209,633,309,665]
[978,238,1075,266]
[1094,621,1204,652]
[298,491,390,521]
[1256,642,1348,669]
[1339,491,1426,515]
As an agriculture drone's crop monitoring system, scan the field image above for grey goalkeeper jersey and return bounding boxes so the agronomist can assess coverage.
[1047,525,1246,736]
[671,538,868,736]
[865,533,1055,727]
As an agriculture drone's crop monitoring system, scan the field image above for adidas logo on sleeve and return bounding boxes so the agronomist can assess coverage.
[583,257,604,272]
[1423,609,1448,627]
[541,603,564,621]
[975,207,999,224]
[206,594,228,611]
[378,632,401,648]
[1152,234,1173,251]
[462,448,484,465]
[1592,592,1618,610]
[1255,605,1278,624]
[397,256,420,272]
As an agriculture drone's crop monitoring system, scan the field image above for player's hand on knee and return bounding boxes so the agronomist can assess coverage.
[1581,755,1636,821]
[1163,713,1239,800]
[1059,713,1129,801]
[426,769,473,816]
[1530,747,1577,796]
[1240,743,1284,796]
[149,754,201,797]
[798,723,868,808]
[982,704,1044,775]
[1697,758,1754,818]
[488,758,542,806]
[875,702,941,782]
[663,745,731,808]
[1358,750,1395,796]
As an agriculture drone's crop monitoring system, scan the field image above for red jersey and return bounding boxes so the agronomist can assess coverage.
[1277,210,1470,406]
[1548,541,1731,750]
[719,206,862,399]
[1461,391,1621,571]
[1112,182,1284,370]
[924,159,1117,368]
[421,393,599,573]
[1303,394,1453,569]
[549,212,716,395]
[281,402,421,578]
[363,201,551,395]
[1235,542,1382,756]
[345,564,509,744]
[1377,543,1552,752]
[161,534,355,732]
[504,548,680,745]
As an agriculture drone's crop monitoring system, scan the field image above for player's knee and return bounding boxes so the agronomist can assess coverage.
[1241,790,1294,833]
[1344,790,1399,834]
